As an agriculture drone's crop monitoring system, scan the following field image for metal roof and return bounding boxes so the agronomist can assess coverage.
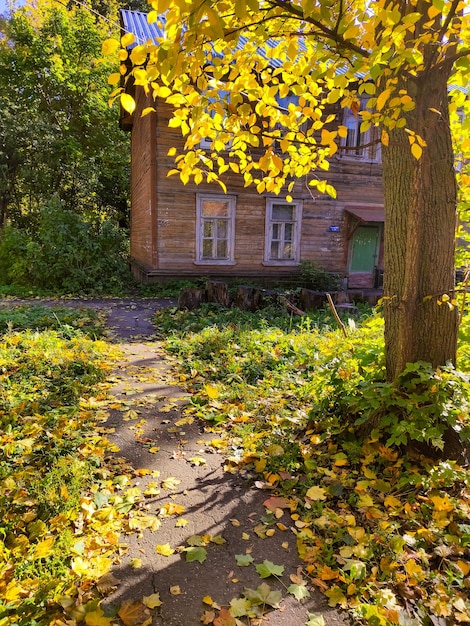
[119,10,467,97]
[346,207,385,223]
[120,9,296,68]
[120,10,164,47]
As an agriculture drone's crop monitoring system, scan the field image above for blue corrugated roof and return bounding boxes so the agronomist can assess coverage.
[119,10,467,97]
[120,9,291,68]
[120,10,164,46]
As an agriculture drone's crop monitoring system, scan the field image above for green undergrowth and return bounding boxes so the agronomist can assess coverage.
[0,305,105,338]
[0,309,127,625]
[154,303,470,625]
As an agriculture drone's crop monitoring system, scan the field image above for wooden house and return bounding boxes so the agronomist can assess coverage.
[120,10,385,291]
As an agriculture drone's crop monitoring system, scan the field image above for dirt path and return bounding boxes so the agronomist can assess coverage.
[4,297,349,626]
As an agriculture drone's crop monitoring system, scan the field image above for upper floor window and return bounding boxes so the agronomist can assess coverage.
[195,194,236,264]
[264,198,302,265]
[340,101,381,163]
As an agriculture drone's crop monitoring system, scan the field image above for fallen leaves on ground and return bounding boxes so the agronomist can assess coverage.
[154,305,470,625]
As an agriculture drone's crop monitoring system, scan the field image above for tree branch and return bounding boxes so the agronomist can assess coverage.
[437,0,461,44]
[265,0,370,59]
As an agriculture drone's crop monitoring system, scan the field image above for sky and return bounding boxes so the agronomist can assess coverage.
[0,0,26,15]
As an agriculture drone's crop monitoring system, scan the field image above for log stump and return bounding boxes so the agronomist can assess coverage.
[299,289,327,311]
[178,287,205,310]
[206,280,230,307]
[233,285,264,312]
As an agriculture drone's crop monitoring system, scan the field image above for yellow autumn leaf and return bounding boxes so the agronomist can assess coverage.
[405,559,424,582]
[156,543,175,556]
[189,456,207,466]
[430,494,454,512]
[147,10,158,24]
[84,607,114,626]
[202,596,214,606]
[120,93,136,115]
[175,518,189,527]
[143,593,163,608]
[376,88,391,111]
[384,495,402,509]
[32,536,55,559]
[108,73,121,86]
[170,585,183,595]
[306,486,327,501]
[161,502,185,516]
[455,560,470,576]
[4,581,25,602]
[121,32,135,48]
[142,107,156,117]
[411,142,422,160]
[204,384,219,399]
[162,476,181,490]
[102,38,119,56]
[118,600,152,626]
[356,493,374,508]
[130,558,143,569]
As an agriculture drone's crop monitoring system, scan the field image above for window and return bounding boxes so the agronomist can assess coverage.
[264,198,302,265]
[340,102,381,162]
[195,194,236,264]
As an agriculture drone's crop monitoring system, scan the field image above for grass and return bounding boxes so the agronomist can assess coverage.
[0,304,106,338]
[154,303,470,625]
[0,307,122,626]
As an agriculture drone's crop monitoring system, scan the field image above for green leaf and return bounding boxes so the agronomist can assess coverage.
[255,560,285,579]
[307,614,326,626]
[184,546,207,563]
[210,534,226,545]
[229,597,252,617]
[235,553,254,567]
[186,534,204,546]
[287,583,311,600]
[244,583,282,608]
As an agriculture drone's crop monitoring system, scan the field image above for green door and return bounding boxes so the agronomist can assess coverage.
[349,226,380,272]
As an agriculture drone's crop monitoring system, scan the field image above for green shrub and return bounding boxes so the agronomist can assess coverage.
[0,198,131,294]
[299,260,341,291]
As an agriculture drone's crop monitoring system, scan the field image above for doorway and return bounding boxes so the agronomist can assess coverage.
[348,225,381,287]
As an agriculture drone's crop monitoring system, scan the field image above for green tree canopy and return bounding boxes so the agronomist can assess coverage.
[0,0,129,228]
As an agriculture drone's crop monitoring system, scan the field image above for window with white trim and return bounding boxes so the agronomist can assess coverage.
[195,194,236,264]
[264,198,302,265]
[340,101,381,162]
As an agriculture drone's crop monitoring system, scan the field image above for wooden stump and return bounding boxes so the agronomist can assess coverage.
[178,287,205,310]
[206,280,230,307]
[334,290,350,304]
[233,285,264,311]
[299,289,327,311]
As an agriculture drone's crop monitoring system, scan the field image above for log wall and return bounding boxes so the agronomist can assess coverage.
[128,90,384,283]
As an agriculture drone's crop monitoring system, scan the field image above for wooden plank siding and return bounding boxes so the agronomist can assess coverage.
[128,89,384,284]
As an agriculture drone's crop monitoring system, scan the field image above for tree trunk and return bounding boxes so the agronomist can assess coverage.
[178,287,205,310]
[233,285,264,311]
[206,280,230,307]
[382,70,459,381]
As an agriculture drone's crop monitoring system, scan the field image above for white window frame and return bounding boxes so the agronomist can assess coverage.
[195,194,236,265]
[263,198,302,266]
[340,100,381,163]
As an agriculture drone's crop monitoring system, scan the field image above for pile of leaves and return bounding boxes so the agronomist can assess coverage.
[0,307,125,626]
[154,303,470,625]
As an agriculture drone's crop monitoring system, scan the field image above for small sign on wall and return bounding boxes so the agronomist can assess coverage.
[329,225,340,232]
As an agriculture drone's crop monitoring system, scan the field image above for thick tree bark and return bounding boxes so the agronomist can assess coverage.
[382,69,459,381]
